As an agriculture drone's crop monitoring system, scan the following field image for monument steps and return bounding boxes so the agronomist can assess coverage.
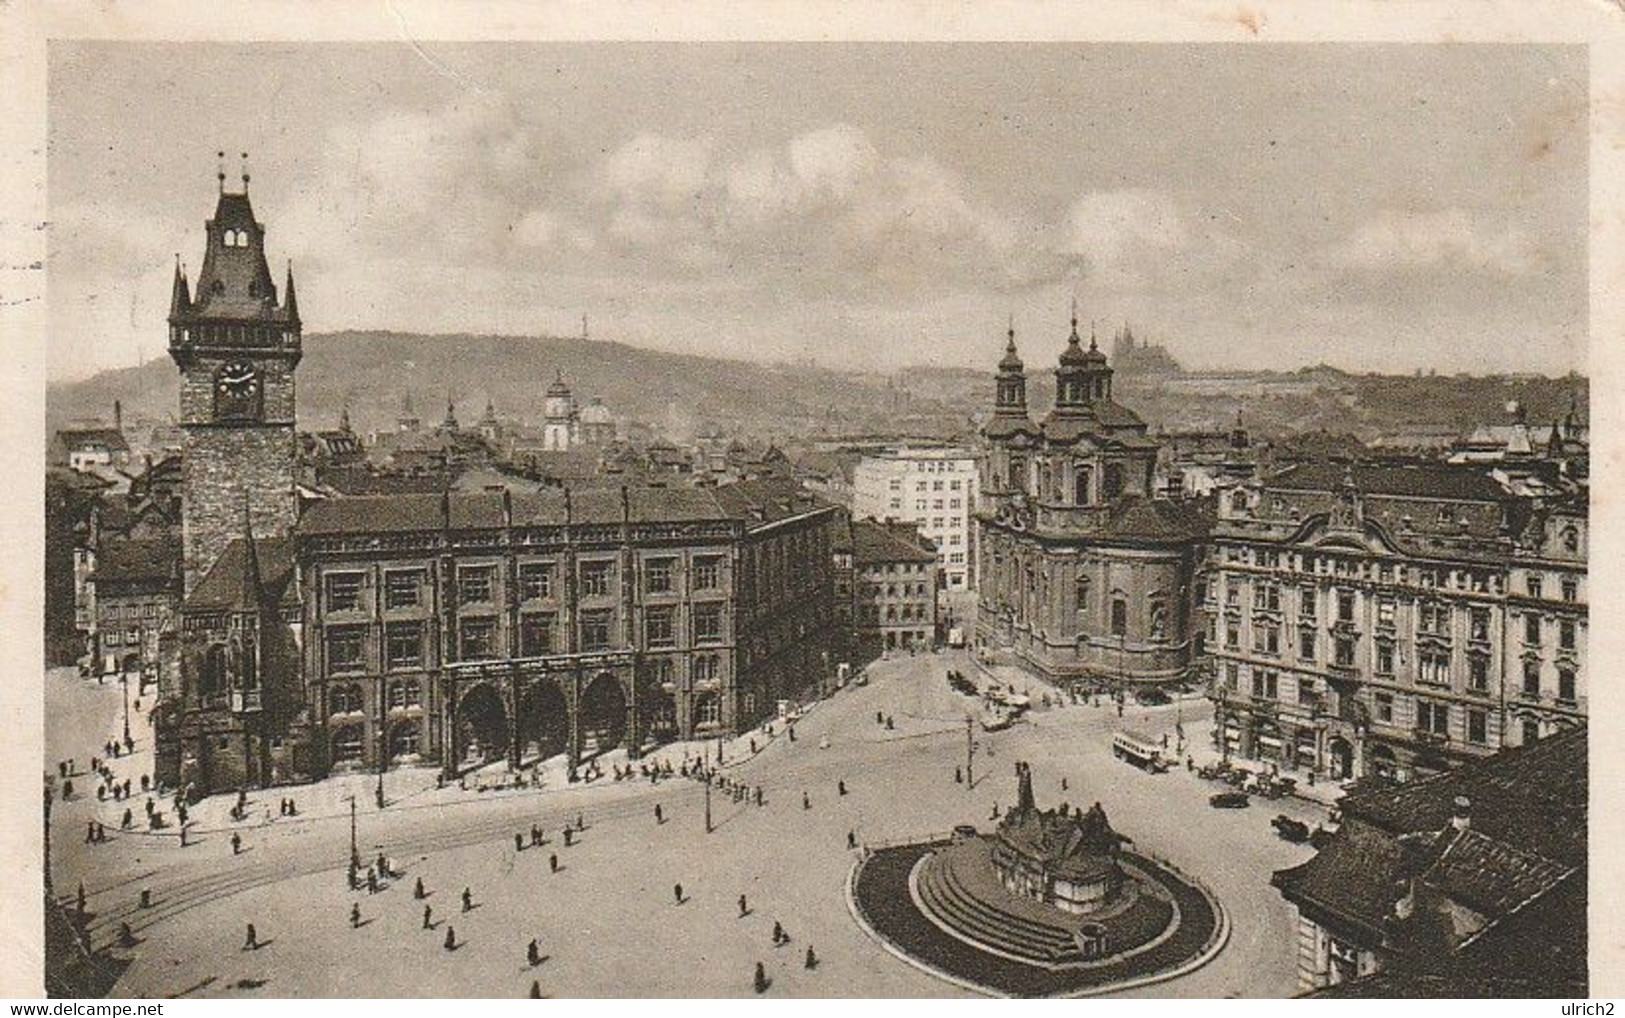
[917,853,1081,965]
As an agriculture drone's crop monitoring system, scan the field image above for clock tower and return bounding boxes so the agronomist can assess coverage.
[169,161,301,594]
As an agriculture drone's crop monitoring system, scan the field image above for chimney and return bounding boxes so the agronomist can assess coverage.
[1450,795,1471,832]
[114,400,123,432]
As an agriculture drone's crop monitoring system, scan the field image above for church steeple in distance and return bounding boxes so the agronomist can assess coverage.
[994,315,1028,416]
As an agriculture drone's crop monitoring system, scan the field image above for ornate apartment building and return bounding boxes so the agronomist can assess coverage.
[973,314,1208,687]
[1206,462,1586,783]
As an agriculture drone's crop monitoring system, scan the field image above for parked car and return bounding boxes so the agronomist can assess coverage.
[1209,791,1250,809]
[1271,815,1311,842]
[1133,687,1172,706]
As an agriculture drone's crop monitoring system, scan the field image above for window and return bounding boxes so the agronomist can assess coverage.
[326,627,366,675]
[1523,718,1540,745]
[694,556,722,590]
[1337,590,1355,624]
[1522,660,1541,698]
[1470,608,1490,642]
[520,613,555,657]
[459,617,497,660]
[888,479,901,491]
[1417,701,1449,736]
[459,566,494,604]
[1558,668,1576,703]
[1524,614,1542,647]
[1224,662,1240,690]
[519,563,553,601]
[645,558,675,595]
[645,605,677,648]
[694,654,721,683]
[1252,623,1280,656]
[1526,575,1543,599]
[1468,655,1489,692]
[1467,709,1488,745]
[325,572,363,613]
[579,609,614,652]
[1253,582,1280,612]
[1250,670,1278,700]
[693,602,724,644]
[1299,588,1316,620]
[580,561,614,598]
[388,679,420,709]
[1419,602,1449,636]
[329,682,362,715]
[1374,692,1394,724]
[1226,583,1241,608]
[1225,622,1240,649]
[384,570,421,610]
[332,725,364,762]
[1110,598,1128,637]
[1074,575,1090,615]
[385,622,423,670]
[1376,598,1395,628]
[695,695,721,727]
[1419,650,1450,685]
[1562,526,1579,554]
[1104,463,1124,500]
[1334,636,1356,668]
[1559,619,1576,651]
[1561,578,1578,602]
[1298,628,1316,661]
[1375,641,1394,675]
[1297,679,1317,707]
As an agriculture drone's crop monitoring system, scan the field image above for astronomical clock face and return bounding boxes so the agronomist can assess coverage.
[215,360,263,420]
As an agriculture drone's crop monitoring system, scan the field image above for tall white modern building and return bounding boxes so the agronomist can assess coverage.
[852,447,979,590]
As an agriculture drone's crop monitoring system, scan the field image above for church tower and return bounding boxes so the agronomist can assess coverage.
[542,371,578,451]
[168,156,301,594]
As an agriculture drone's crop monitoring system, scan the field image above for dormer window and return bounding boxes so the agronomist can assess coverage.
[1561,526,1579,554]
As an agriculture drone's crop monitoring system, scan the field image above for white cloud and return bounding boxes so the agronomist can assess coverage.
[1331,208,1539,275]
[1064,190,1190,285]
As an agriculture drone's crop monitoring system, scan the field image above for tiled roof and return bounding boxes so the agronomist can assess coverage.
[1272,817,1412,933]
[1420,828,1573,916]
[1264,462,1508,503]
[1340,725,1586,866]
[185,535,296,612]
[57,427,129,451]
[1101,497,1211,542]
[710,477,835,529]
[850,519,936,565]
[92,537,179,585]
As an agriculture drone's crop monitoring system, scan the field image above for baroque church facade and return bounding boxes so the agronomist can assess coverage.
[973,313,1208,687]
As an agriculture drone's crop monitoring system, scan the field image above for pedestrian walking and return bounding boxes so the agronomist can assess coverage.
[772,921,786,945]
[515,833,525,853]
[530,824,541,847]
[738,894,749,917]
[847,830,857,850]
[444,926,456,951]
[838,780,847,796]
[414,877,426,900]
[527,938,541,966]
[563,828,572,847]
[802,791,811,811]
[955,765,963,784]
[461,887,473,913]
[754,786,763,807]
[367,868,379,894]
[529,980,542,998]
[753,961,769,994]
[654,804,663,824]
[243,923,259,951]
[575,813,584,832]
[422,905,433,929]
[118,922,137,949]
[86,821,96,844]
[231,832,242,855]
[377,853,391,878]
[1061,777,1069,792]
[885,716,894,730]
[549,853,559,873]
[350,903,361,929]
[805,945,818,970]
[673,883,684,905]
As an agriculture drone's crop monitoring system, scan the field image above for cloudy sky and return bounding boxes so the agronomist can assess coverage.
[47,41,1586,381]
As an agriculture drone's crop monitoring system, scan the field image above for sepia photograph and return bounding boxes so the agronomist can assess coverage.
[10,2,1621,1002]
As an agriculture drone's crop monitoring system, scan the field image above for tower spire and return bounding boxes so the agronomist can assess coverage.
[1090,319,1098,352]
[217,151,226,194]
[237,492,264,610]
[283,260,299,322]
[1070,295,1079,338]
[240,151,250,193]
[170,255,191,317]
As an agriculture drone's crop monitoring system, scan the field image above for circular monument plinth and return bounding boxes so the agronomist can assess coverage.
[846,764,1226,997]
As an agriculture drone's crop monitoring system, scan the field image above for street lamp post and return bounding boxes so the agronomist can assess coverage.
[121,671,132,747]
[704,774,713,834]
[347,794,360,885]
[965,717,976,790]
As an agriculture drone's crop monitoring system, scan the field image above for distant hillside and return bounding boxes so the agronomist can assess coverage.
[46,331,971,445]
[47,331,1587,451]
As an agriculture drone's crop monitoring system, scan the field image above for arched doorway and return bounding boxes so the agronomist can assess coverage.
[579,672,627,759]
[455,684,509,768]
[518,680,569,764]
[331,724,365,767]
[1328,736,1354,780]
